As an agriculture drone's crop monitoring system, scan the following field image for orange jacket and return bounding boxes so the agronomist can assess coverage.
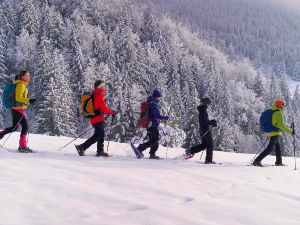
[90,88,114,125]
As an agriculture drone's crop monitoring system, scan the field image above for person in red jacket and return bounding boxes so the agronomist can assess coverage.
[75,80,115,157]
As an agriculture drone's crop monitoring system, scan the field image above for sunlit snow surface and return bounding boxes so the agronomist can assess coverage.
[0,133,299,225]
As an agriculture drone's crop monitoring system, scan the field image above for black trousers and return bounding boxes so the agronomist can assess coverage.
[138,127,160,155]
[4,109,28,136]
[190,131,214,162]
[254,136,282,164]
[81,122,105,153]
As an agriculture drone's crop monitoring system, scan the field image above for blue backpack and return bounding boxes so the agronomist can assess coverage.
[260,109,280,133]
[2,83,16,109]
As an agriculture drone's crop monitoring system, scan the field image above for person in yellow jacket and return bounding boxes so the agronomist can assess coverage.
[253,99,294,167]
[0,71,36,152]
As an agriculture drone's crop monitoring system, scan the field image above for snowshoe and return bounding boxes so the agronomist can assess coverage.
[75,144,85,156]
[204,161,217,164]
[149,154,160,160]
[274,162,286,166]
[18,146,34,153]
[252,161,263,167]
[184,148,195,160]
[96,151,110,157]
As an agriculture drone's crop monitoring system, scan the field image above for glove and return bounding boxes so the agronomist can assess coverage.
[111,110,116,118]
[209,119,217,127]
[94,110,102,116]
[29,99,36,105]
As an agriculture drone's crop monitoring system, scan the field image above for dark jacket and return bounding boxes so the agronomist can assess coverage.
[148,96,169,128]
[197,104,210,133]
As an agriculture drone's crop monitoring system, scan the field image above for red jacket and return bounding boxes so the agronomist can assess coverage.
[90,88,114,125]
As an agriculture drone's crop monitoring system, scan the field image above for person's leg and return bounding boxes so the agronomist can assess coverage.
[0,110,20,139]
[254,136,279,163]
[80,123,102,151]
[204,133,214,163]
[96,122,109,157]
[149,128,160,157]
[138,128,156,151]
[19,114,29,149]
[274,136,283,165]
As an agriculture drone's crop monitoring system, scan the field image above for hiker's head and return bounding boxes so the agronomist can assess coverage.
[152,89,162,101]
[274,99,285,109]
[94,80,106,90]
[201,97,212,107]
[19,71,30,82]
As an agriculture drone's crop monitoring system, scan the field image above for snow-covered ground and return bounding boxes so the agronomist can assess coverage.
[0,132,299,225]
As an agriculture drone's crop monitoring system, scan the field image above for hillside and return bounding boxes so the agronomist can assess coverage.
[0,132,299,225]
[152,0,300,80]
[0,0,299,155]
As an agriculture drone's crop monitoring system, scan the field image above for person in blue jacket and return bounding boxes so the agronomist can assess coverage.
[137,90,169,159]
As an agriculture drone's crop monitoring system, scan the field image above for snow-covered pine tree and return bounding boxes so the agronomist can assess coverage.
[17,0,40,35]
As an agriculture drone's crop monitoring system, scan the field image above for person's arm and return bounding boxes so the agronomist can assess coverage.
[94,94,114,115]
[273,111,292,135]
[198,106,210,130]
[15,83,30,105]
[150,102,169,120]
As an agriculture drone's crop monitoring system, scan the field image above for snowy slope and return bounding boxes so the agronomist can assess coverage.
[0,133,300,225]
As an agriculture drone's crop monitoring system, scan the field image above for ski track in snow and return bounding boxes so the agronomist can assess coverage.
[0,133,300,225]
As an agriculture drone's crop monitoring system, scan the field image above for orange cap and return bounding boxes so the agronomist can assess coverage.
[274,99,285,108]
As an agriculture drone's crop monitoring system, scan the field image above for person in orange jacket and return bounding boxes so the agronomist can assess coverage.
[0,71,36,152]
[75,80,115,157]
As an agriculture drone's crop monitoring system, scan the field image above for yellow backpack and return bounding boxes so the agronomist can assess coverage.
[80,93,98,118]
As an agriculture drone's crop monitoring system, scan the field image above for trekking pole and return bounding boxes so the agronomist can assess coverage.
[106,115,115,153]
[59,126,94,151]
[26,105,34,146]
[199,129,210,160]
[292,122,297,170]
[251,137,269,164]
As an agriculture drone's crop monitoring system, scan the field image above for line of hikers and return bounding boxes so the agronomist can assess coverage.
[0,71,296,166]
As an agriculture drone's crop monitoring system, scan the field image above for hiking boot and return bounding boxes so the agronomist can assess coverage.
[75,145,85,156]
[137,146,144,158]
[275,162,286,166]
[149,154,160,159]
[252,161,264,167]
[18,146,33,153]
[205,161,216,164]
[96,151,109,157]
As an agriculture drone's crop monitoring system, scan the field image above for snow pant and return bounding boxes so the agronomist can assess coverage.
[0,109,28,148]
[81,122,105,153]
[254,135,282,164]
[138,127,159,155]
[190,131,214,162]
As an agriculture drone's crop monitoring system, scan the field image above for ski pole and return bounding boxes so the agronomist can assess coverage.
[251,137,269,164]
[292,122,297,170]
[59,126,94,150]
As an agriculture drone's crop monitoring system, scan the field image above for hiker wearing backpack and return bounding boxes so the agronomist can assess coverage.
[253,99,294,167]
[75,80,115,157]
[0,71,36,152]
[137,90,169,159]
[184,97,217,164]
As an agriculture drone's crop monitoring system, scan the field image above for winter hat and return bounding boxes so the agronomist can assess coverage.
[152,89,162,98]
[94,80,105,89]
[274,99,285,108]
[201,97,212,105]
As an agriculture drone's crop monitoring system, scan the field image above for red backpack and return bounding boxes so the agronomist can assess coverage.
[139,101,151,128]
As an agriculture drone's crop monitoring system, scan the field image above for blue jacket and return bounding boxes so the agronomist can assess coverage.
[148,96,169,128]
